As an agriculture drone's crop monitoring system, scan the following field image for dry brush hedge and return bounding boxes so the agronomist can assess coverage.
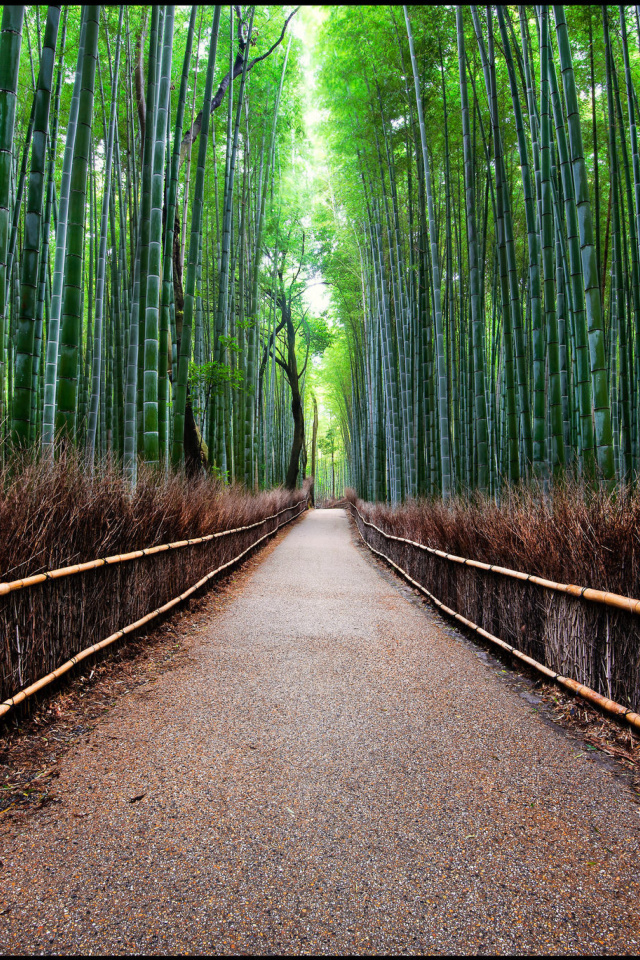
[0,455,309,705]
[347,487,640,713]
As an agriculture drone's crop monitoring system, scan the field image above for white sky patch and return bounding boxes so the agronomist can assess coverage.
[303,273,332,319]
[290,6,330,171]
[288,6,346,447]
[289,5,333,324]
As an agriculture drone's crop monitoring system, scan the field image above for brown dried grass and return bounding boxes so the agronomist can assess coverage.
[0,451,307,581]
[347,483,640,712]
[0,451,310,705]
[347,482,640,598]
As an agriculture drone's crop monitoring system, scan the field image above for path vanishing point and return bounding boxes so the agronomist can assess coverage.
[1,509,639,954]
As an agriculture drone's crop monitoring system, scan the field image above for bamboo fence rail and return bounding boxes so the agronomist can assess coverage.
[0,496,307,709]
[348,502,640,728]
[351,504,640,615]
[0,501,308,597]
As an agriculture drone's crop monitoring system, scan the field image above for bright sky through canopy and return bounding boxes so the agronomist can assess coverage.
[290,6,332,320]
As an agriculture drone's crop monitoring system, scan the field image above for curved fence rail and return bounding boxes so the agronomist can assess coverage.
[348,502,640,728]
[0,502,306,597]
[0,497,307,711]
[350,507,640,616]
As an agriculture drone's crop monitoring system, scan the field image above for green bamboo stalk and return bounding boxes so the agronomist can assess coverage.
[4,94,35,315]
[172,6,221,467]
[86,8,123,465]
[472,6,519,484]
[616,7,640,471]
[540,7,565,475]
[0,6,25,439]
[554,4,615,483]
[41,7,85,446]
[499,6,549,475]
[136,5,160,453]
[545,24,594,474]
[213,8,255,474]
[31,7,67,445]
[143,5,174,465]
[54,6,100,443]
[159,5,197,468]
[603,8,631,481]
[124,228,141,481]
[109,181,123,457]
[457,8,488,492]
[404,5,451,498]
[78,144,95,449]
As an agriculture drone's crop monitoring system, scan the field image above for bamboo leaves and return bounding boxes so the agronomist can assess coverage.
[2,3,637,505]
[316,4,633,502]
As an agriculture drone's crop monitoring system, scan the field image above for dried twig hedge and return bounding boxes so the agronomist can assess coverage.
[0,454,310,705]
[347,491,640,713]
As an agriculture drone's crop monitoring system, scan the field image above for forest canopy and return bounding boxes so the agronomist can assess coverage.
[0,5,638,503]
[310,5,640,501]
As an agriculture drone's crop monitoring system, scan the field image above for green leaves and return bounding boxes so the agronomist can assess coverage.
[189,358,244,396]
[305,313,334,357]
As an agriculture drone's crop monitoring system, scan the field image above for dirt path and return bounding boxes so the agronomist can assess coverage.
[1,508,639,954]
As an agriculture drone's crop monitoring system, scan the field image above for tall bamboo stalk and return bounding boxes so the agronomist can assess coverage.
[172,6,221,467]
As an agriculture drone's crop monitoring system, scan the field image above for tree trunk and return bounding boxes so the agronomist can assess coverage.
[310,394,318,503]
[283,291,304,490]
[285,388,304,490]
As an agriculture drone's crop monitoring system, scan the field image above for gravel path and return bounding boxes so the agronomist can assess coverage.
[1,508,639,955]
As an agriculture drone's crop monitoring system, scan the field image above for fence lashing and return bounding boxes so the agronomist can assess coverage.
[348,503,640,733]
[0,499,307,719]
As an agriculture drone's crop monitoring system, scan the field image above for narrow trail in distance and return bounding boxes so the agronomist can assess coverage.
[1,509,639,954]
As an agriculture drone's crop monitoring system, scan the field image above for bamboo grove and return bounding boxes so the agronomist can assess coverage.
[0,5,334,490]
[315,6,640,502]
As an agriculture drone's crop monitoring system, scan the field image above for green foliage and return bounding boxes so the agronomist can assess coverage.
[317,424,337,456]
[304,313,334,357]
[5,3,639,504]
[189,359,244,397]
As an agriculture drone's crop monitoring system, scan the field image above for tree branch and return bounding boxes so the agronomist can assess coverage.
[179,6,299,169]
[259,313,286,380]
[244,6,299,71]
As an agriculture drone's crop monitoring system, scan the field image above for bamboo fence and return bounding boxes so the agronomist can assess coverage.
[348,501,640,727]
[0,496,307,712]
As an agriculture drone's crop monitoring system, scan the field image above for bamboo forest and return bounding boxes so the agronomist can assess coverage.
[1,5,640,502]
[4,8,640,952]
